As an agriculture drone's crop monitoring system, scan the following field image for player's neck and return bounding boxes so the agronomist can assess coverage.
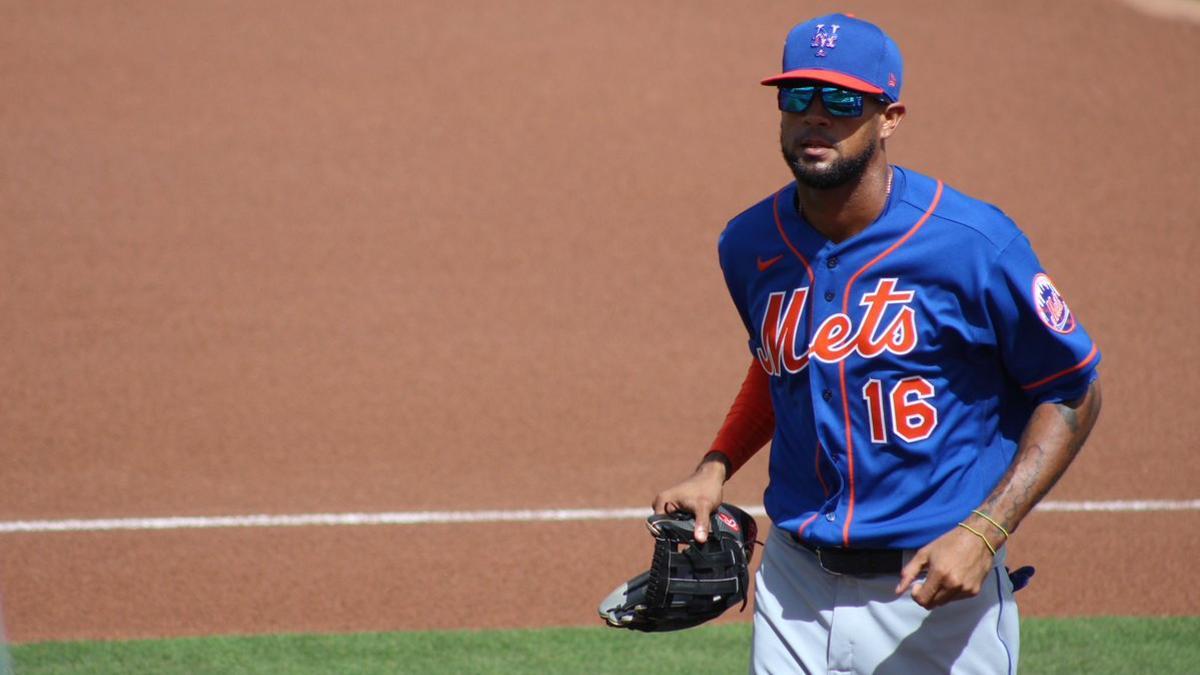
[795,163,893,244]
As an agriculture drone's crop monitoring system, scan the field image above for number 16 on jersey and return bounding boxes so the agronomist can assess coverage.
[862,377,938,444]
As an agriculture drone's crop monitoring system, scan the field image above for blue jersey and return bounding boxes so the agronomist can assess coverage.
[718,167,1100,549]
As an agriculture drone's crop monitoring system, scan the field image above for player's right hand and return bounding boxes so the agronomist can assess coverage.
[651,454,728,543]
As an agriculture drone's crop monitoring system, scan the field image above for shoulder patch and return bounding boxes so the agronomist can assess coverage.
[1032,273,1076,334]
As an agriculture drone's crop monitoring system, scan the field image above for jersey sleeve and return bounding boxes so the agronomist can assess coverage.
[709,360,775,476]
[985,234,1101,404]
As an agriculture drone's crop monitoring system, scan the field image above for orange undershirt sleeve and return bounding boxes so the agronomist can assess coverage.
[709,360,775,477]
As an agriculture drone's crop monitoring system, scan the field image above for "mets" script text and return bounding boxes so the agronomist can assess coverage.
[756,278,918,375]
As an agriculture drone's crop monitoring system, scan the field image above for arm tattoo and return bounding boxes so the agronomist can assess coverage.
[1007,443,1050,527]
[987,442,1048,532]
[979,380,1101,534]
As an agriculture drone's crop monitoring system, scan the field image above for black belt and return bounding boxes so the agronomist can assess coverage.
[790,533,904,576]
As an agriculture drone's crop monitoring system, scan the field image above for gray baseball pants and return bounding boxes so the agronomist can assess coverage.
[750,526,1020,674]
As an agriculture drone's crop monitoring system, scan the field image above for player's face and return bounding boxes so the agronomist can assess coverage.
[780,88,896,189]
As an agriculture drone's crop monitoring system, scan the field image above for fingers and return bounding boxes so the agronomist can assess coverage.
[692,502,715,543]
[651,493,690,516]
[897,548,968,609]
[908,568,983,610]
[907,569,945,607]
[896,527,995,608]
[651,464,726,543]
[895,549,928,596]
[649,494,715,542]
[912,577,966,610]
[907,561,957,609]
[910,575,939,609]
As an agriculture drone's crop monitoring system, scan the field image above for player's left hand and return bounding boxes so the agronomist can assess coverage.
[894,526,995,610]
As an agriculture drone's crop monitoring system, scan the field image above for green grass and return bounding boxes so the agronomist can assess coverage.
[1020,617,1200,674]
[10,617,1200,674]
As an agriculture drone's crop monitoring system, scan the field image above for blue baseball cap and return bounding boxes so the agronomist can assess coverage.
[761,13,903,102]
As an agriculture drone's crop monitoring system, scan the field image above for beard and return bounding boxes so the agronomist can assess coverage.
[783,136,877,190]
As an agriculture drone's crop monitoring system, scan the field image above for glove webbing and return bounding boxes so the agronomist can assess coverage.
[647,534,746,608]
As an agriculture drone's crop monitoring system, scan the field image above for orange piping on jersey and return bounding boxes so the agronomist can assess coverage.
[772,188,816,294]
[796,512,820,538]
[1020,343,1098,391]
[772,186,820,283]
[838,180,944,547]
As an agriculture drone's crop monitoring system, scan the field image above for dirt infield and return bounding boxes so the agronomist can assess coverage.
[1,0,1198,643]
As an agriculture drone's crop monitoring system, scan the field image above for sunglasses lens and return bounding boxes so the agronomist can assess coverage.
[778,87,816,113]
[821,88,864,117]
[778,86,868,117]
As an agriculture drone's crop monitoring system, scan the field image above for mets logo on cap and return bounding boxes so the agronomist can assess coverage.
[811,23,839,56]
[1032,273,1075,334]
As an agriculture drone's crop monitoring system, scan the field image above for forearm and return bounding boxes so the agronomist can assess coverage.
[898,378,1103,606]
[650,363,771,540]
[708,360,775,476]
[970,378,1103,545]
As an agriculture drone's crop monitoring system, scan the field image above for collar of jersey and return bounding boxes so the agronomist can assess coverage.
[783,165,908,251]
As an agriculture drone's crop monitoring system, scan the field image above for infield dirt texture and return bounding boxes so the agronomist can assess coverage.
[1,0,1198,644]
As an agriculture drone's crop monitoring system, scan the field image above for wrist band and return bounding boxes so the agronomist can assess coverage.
[971,509,1010,538]
[957,522,997,556]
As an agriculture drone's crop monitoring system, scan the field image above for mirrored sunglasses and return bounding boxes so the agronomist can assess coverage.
[777,85,889,118]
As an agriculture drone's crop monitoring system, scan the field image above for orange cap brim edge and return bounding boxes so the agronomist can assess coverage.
[761,68,884,95]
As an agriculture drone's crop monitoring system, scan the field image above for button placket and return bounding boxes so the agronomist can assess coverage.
[803,244,850,528]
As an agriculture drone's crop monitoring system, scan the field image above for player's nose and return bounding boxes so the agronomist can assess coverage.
[782,96,833,129]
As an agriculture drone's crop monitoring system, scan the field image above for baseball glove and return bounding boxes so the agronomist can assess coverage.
[598,503,758,632]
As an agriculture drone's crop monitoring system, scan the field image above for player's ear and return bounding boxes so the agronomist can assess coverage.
[879,101,905,140]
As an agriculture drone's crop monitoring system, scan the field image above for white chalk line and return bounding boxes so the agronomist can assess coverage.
[0,500,1197,534]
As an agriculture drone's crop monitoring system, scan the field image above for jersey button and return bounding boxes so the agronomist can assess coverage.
[824,512,836,522]
[824,290,835,302]
[826,257,839,269]
[822,389,833,401]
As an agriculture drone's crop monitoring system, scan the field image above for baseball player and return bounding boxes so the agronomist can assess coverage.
[652,13,1102,674]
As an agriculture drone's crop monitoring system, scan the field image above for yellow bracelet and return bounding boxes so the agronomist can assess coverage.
[957,522,997,556]
[971,509,1010,538]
